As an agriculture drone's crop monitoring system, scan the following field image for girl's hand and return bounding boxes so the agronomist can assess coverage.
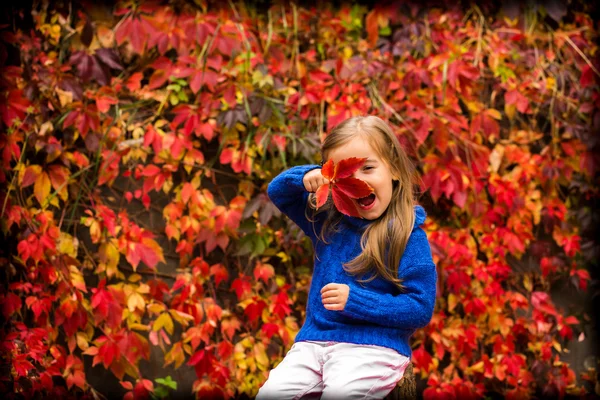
[303,168,329,193]
[321,283,349,311]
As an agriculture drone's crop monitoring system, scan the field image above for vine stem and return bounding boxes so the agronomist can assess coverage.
[562,34,600,78]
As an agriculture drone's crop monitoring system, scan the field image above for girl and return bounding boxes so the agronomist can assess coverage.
[257,116,437,400]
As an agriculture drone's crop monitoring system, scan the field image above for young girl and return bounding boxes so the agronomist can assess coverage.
[257,116,437,400]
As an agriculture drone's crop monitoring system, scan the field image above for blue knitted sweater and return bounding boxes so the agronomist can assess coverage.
[267,165,437,357]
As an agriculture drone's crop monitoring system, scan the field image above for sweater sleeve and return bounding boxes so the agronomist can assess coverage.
[341,262,437,329]
[267,165,323,242]
[341,210,437,329]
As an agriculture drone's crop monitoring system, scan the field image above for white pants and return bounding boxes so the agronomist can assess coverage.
[256,341,411,400]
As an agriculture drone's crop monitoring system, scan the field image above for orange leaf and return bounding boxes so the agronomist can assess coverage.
[34,172,51,205]
[315,183,330,208]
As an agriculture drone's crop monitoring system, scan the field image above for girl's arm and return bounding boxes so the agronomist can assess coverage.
[267,165,323,242]
[341,262,437,329]
[340,227,437,329]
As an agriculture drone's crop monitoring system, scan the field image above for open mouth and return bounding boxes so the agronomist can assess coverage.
[357,193,376,209]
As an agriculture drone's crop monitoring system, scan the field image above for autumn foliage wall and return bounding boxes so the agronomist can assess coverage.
[0,1,599,399]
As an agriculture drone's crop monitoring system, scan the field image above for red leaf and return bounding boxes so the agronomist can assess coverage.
[193,381,225,400]
[365,8,384,47]
[315,183,330,208]
[96,92,118,113]
[316,158,372,215]
[531,291,557,315]
[334,177,373,199]
[243,298,267,323]
[220,318,240,341]
[121,381,133,390]
[21,165,40,187]
[190,69,219,93]
[133,379,152,400]
[253,262,274,284]
[231,275,252,300]
[98,340,120,369]
[188,348,215,378]
[48,165,68,191]
[272,290,292,318]
[0,89,31,128]
[261,323,280,339]
[335,157,367,179]
[321,159,335,180]
[126,72,143,92]
[2,292,22,318]
[412,345,434,373]
[580,64,594,88]
[210,263,229,287]
[332,187,361,217]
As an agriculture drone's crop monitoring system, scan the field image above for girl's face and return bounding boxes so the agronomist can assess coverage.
[326,136,395,220]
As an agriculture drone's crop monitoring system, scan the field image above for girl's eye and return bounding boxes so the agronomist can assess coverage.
[363,166,374,171]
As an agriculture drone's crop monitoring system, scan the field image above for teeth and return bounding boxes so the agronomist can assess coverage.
[358,194,375,206]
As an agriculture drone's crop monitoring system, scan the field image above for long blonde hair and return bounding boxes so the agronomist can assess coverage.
[308,116,417,291]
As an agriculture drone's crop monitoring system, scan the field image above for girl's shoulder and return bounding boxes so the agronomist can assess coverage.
[406,205,429,247]
[413,205,426,230]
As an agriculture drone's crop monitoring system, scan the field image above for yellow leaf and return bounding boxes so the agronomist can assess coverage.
[169,309,194,327]
[499,317,514,337]
[147,303,166,315]
[136,283,150,294]
[343,46,353,60]
[69,265,87,293]
[523,274,532,292]
[127,292,146,312]
[164,342,185,369]
[552,340,562,353]
[76,332,89,351]
[55,87,73,107]
[128,274,142,283]
[38,121,53,138]
[153,313,174,335]
[34,172,51,206]
[49,196,60,208]
[487,109,502,120]
[504,103,516,121]
[57,232,79,257]
[447,293,457,312]
[489,144,505,173]
[99,240,120,277]
[467,361,484,374]
[276,252,289,263]
[128,323,150,331]
[275,275,286,288]
[254,342,269,371]
[96,24,114,48]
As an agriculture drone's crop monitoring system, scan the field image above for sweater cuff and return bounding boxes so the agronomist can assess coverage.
[285,164,322,190]
[342,285,380,320]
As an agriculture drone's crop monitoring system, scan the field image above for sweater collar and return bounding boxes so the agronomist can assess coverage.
[341,214,372,229]
[341,205,427,230]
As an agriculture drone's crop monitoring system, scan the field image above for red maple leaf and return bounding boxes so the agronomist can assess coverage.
[230,275,252,300]
[209,263,229,287]
[188,347,216,378]
[315,157,373,218]
[0,89,31,128]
